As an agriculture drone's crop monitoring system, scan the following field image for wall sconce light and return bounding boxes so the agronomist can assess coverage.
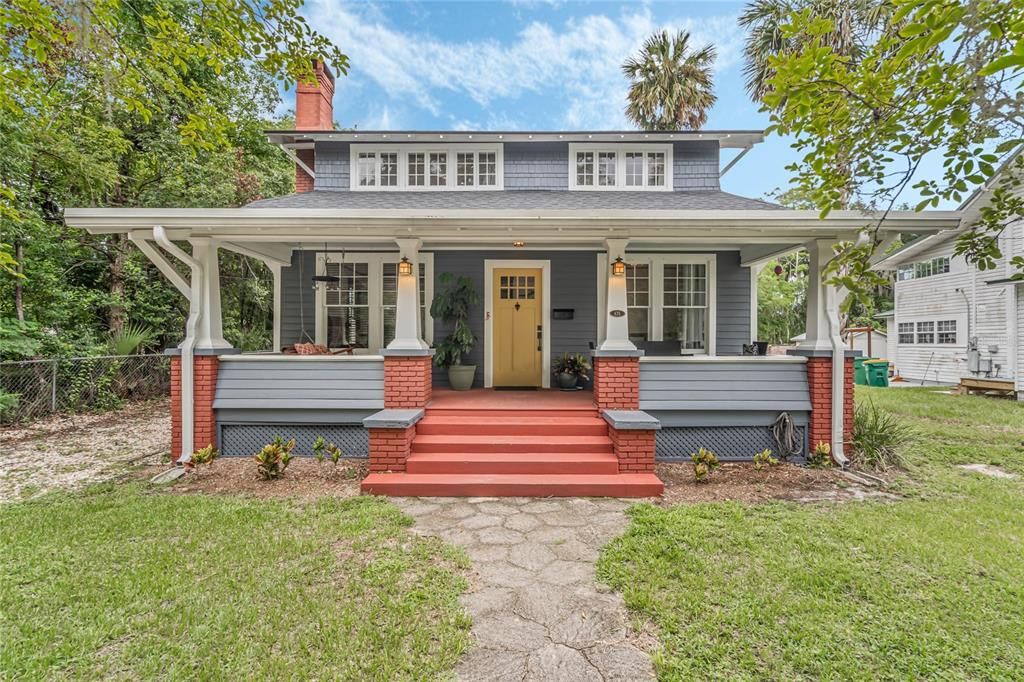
[611,256,626,277]
[398,256,413,277]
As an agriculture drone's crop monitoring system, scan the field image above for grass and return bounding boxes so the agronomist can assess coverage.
[0,485,471,680]
[599,386,1024,680]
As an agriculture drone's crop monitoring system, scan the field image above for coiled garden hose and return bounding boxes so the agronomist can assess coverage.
[770,412,804,459]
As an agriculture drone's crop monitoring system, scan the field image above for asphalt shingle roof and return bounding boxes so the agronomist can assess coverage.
[245,190,783,211]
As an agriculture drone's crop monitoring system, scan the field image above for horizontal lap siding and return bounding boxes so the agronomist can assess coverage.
[639,361,810,412]
[432,250,597,388]
[280,250,317,348]
[213,359,384,411]
[715,251,751,355]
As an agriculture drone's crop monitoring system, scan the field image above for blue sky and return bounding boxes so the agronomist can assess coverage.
[281,0,939,204]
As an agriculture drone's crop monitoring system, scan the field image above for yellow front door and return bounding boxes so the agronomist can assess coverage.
[493,268,543,387]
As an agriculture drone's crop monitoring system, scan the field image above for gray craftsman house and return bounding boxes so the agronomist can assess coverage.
[66,63,960,496]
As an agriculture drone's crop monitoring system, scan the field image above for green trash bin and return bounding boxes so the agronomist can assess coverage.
[865,360,890,387]
[853,356,870,385]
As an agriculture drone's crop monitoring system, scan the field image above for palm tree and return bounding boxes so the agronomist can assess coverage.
[740,0,890,102]
[622,30,717,131]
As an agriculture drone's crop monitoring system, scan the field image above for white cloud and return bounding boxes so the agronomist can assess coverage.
[305,1,745,129]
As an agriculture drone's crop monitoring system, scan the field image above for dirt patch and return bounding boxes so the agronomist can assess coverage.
[0,399,169,502]
[656,461,893,504]
[144,457,368,500]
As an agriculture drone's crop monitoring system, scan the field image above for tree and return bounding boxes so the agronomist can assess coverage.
[1,0,346,353]
[757,0,1024,296]
[622,30,717,130]
[740,0,891,101]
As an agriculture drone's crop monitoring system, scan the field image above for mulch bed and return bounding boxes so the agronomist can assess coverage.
[142,457,369,500]
[656,461,856,505]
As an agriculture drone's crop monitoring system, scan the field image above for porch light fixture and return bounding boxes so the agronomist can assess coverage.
[612,256,626,277]
[398,256,413,277]
[512,240,526,248]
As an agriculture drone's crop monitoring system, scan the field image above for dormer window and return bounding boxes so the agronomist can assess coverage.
[569,143,672,191]
[350,144,502,191]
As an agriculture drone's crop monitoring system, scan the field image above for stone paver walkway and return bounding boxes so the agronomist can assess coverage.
[394,496,654,681]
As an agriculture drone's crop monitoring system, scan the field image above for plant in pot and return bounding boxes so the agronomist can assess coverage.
[552,352,591,390]
[430,272,479,391]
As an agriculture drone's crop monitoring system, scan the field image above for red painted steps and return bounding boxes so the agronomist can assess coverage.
[361,472,664,498]
[360,400,664,498]
[406,451,620,475]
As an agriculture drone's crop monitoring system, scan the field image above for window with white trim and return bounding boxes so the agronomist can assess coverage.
[569,144,673,190]
[936,320,957,344]
[916,321,934,344]
[318,253,434,352]
[625,264,649,343]
[898,322,915,344]
[350,145,503,191]
[897,256,950,281]
[611,254,715,353]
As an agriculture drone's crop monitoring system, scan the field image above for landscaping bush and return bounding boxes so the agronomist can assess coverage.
[191,445,218,467]
[691,447,720,483]
[808,441,833,468]
[852,400,915,471]
[254,436,296,480]
[753,449,779,470]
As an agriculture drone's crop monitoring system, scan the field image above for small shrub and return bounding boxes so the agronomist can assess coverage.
[328,443,343,467]
[753,449,778,470]
[312,436,327,466]
[254,436,296,480]
[191,445,218,467]
[691,447,720,483]
[852,401,915,470]
[808,441,832,468]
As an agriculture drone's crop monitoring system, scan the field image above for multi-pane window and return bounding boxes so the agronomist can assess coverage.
[479,152,497,186]
[647,152,666,186]
[499,275,536,300]
[937,320,957,344]
[625,153,644,187]
[407,153,425,186]
[625,264,649,343]
[356,153,376,187]
[352,146,501,190]
[380,152,398,186]
[597,152,617,186]
[429,152,447,186]
[569,145,672,189]
[325,262,370,348]
[898,322,915,344]
[899,257,951,281]
[916,321,935,344]
[382,263,427,346]
[576,151,594,186]
[663,263,708,350]
[456,153,475,186]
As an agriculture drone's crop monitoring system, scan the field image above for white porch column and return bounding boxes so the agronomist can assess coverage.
[189,237,231,350]
[270,262,282,352]
[387,238,429,351]
[802,239,836,350]
[599,238,637,352]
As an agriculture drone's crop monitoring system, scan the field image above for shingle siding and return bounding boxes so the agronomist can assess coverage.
[307,140,724,193]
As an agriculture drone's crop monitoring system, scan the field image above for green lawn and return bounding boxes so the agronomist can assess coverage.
[0,486,471,680]
[599,387,1024,680]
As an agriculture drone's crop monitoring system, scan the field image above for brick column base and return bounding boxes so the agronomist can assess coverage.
[169,353,221,463]
[609,428,656,473]
[592,355,640,410]
[801,353,855,450]
[368,426,416,472]
[384,353,433,408]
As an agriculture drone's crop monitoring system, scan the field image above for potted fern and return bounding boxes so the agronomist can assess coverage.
[430,272,478,391]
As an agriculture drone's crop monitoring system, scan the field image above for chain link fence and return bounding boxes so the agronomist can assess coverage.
[0,354,171,425]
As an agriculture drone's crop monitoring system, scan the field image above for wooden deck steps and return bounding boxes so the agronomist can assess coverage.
[361,401,663,498]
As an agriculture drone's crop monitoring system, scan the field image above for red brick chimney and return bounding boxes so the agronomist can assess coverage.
[294,61,335,192]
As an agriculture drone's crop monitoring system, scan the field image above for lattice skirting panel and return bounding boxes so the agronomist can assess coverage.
[218,424,369,458]
[656,425,807,462]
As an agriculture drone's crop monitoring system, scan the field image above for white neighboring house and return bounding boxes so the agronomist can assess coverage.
[874,171,1023,399]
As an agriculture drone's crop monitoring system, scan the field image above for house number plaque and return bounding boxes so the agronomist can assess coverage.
[609,310,626,318]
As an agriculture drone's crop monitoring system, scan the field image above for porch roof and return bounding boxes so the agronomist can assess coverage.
[246,189,784,211]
